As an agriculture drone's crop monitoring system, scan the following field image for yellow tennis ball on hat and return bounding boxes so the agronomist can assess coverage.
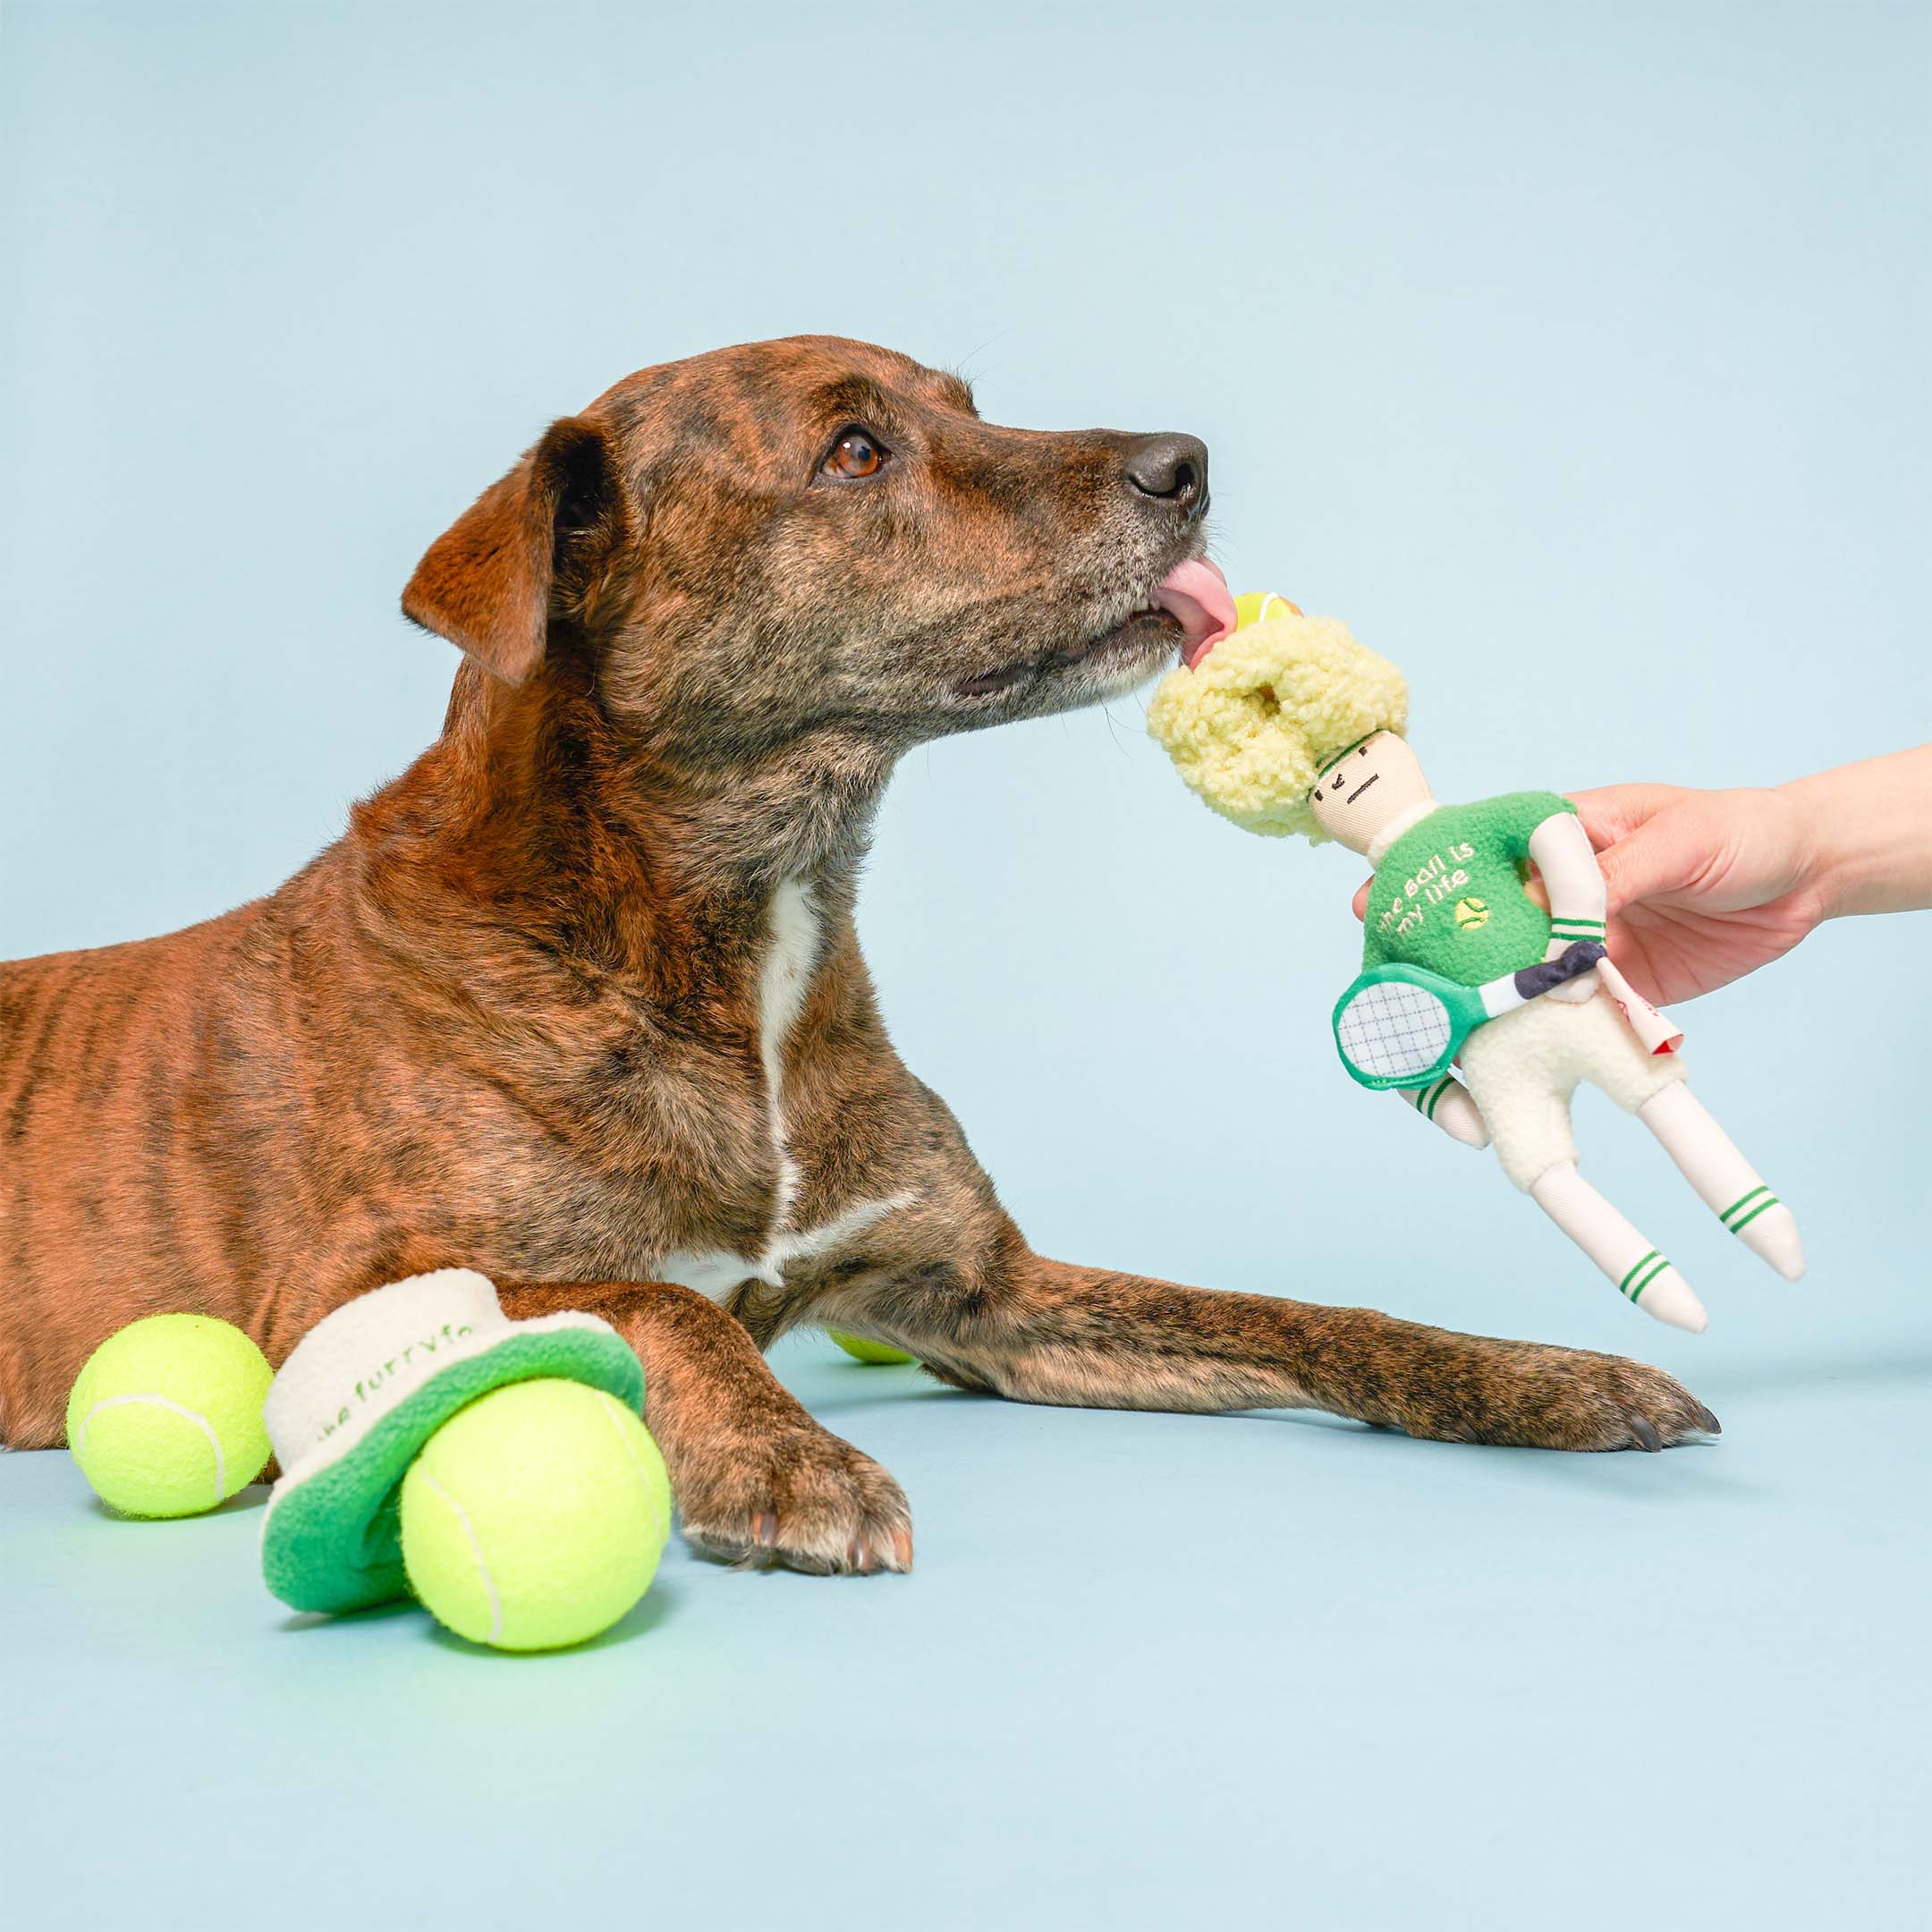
[65,1313,273,1518]
[1233,591,1302,630]
[400,1377,671,1652]
[1454,897,1490,929]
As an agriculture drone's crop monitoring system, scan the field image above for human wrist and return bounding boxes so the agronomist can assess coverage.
[1773,775,1847,919]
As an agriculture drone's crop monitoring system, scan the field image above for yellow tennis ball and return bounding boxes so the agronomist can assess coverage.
[1233,590,1301,630]
[827,1330,915,1365]
[65,1313,273,1518]
[400,1378,671,1652]
[1454,897,1490,929]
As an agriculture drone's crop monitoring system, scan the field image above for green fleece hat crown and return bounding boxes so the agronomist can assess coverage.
[259,1270,645,1617]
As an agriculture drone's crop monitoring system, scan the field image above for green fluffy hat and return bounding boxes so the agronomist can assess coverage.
[259,1270,645,1616]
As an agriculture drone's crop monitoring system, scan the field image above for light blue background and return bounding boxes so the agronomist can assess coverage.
[3,3,1927,1927]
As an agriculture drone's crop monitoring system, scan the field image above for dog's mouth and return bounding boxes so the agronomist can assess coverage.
[952,556,1236,700]
[1151,557,1239,669]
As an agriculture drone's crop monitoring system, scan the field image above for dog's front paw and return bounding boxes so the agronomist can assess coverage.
[676,1425,913,1575]
[1397,1332,1720,1452]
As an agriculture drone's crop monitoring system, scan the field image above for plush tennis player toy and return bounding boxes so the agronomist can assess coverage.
[1148,593,1805,1333]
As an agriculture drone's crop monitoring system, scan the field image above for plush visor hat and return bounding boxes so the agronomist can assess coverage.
[259,1269,646,1616]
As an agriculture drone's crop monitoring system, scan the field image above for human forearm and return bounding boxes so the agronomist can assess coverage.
[1783,744,1932,919]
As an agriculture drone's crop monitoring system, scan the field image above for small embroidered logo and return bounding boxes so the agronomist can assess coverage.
[1453,897,1489,931]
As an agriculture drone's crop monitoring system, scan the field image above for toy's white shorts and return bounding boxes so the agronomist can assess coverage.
[1458,982,1687,1191]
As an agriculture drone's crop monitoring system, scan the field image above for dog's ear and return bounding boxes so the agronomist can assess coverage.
[402,415,623,685]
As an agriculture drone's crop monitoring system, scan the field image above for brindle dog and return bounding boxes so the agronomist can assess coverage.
[0,336,1716,1572]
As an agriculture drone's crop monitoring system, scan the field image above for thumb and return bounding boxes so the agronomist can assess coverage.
[1351,877,1371,922]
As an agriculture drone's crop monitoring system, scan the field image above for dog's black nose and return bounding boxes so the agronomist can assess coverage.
[1123,433,1209,518]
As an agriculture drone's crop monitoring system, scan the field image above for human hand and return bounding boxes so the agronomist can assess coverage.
[1352,785,1829,1004]
[1565,784,1830,1003]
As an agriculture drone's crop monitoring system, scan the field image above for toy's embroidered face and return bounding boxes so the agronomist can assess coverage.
[1308,732,1433,854]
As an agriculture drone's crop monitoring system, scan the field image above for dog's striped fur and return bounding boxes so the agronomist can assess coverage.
[0,338,1715,1573]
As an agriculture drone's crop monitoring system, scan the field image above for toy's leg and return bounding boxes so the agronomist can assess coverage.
[1462,1005,1707,1333]
[1637,1082,1806,1281]
[1398,1073,1490,1148]
[1528,1163,1709,1334]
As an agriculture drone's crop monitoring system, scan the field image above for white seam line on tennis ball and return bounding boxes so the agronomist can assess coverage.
[79,1394,225,1504]
[416,1467,501,1644]
[594,1393,664,1537]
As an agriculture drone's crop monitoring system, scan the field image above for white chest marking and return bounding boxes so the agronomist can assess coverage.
[653,879,917,1301]
[758,877,818,1232]
[656,1191,917,1301]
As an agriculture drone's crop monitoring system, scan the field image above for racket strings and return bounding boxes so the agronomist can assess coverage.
[1337,982,1453,1080]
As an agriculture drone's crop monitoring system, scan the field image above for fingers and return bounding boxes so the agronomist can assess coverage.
[1594,808,1708,918]
[1567,783,1691,853]
[1361,781,1712,934]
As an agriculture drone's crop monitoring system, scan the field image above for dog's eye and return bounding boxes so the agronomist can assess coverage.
[822,429,887,481]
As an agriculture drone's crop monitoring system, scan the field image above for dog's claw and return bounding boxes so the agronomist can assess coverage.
[677,1428,912,1576]
[1695,1403,1722,1436]
[1411,1330,1717,1451]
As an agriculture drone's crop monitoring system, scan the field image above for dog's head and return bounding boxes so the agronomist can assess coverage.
[403,336,1232,769]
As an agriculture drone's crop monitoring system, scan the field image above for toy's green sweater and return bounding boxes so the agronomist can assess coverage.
[1361,791,1580,986]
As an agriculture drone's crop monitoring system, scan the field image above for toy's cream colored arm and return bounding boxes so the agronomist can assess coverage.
[1528,811,1607,961]
[1395,1074,1491,1148]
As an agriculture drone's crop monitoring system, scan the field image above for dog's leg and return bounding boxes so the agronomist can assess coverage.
[498,1280,911,1573]
[844,1242,1719,1452]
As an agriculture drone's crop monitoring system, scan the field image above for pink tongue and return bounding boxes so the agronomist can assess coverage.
[1152,557,1237,669]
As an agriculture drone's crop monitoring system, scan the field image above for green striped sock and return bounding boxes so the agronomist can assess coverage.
[1617,1250,1672,1303]
[1721,1185,1780,1234]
